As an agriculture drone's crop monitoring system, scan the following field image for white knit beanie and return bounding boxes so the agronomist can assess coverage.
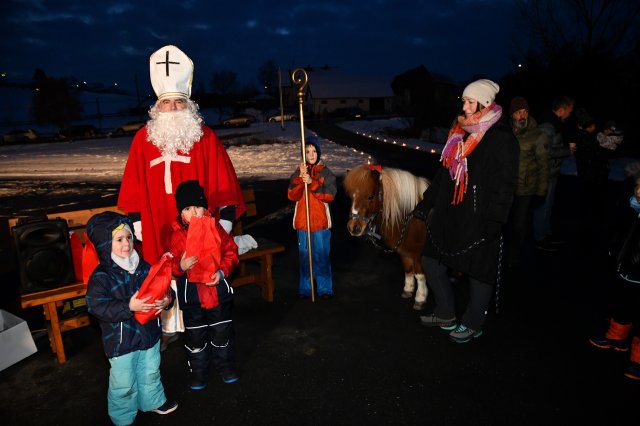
[462,79,500,107]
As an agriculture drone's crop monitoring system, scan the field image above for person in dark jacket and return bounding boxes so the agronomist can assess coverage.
[415,79,519,343]
[168,180,240,391]
[533,96,575,251]
[505,96,550,267]
[589,184,640,380]
[85,211,177,426]
[573,108,610,244]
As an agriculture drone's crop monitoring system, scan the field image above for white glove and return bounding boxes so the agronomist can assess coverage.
[234,234,258,255]
[219,219,233,234]
[133,220,143,241]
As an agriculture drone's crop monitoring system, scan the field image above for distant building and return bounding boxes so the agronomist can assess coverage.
[390,65,458,128]
[300,68,394,116]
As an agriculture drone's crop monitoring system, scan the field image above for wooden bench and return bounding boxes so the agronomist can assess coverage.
[231,188,286,302]
[7,190,285,363]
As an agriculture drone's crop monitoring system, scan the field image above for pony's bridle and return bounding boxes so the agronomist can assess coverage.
[349,210,382,239]
[349,189,382,238]
[348,188,412,253]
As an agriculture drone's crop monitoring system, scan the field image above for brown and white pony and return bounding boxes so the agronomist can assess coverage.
[344,164,429,310]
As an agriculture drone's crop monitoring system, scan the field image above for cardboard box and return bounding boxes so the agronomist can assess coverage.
[0,310,38,371]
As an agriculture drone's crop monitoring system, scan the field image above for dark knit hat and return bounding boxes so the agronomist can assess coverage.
[305,136,321,163]
[575,107,595,130]
[509,96,529,115]
[175,180,208,212]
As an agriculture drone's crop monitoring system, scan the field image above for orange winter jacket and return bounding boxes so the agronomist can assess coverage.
[287,162,337,232]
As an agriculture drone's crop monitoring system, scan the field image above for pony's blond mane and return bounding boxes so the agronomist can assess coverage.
[380,167,429,230]
[344,165,429,230]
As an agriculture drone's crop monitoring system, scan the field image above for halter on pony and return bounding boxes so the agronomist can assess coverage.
[346,165,418,253]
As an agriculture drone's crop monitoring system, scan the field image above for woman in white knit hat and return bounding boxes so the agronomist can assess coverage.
[413,79,519,343]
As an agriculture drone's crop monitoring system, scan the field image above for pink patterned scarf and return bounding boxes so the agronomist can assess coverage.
[440,103,502,204]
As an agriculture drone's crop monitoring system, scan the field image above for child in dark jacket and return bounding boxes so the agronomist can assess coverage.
[85,211,177,426]
[168,180,240,391]
[589,184,640,380]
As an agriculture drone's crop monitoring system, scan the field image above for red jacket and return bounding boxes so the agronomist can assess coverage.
[287,162,337,232]
[169,215,239,309]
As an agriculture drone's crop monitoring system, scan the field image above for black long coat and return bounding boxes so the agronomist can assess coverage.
[420,118,519,284]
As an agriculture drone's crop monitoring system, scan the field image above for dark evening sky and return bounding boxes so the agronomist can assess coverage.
[1,0,523,95]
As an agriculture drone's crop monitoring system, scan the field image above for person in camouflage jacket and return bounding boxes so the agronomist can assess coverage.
[505,96,550,266]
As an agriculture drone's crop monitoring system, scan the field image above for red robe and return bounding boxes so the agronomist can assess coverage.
[118,125,245,264]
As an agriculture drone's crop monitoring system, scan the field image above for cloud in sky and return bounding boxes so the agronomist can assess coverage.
[1,0,521,94]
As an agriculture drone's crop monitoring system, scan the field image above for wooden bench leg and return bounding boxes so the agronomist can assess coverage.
[44,302,67,364]
[260,254,275,302]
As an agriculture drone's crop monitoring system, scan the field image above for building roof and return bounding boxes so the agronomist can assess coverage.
[307,70,393,99]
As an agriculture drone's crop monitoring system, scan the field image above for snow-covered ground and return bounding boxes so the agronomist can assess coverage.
[0,122,375,197]
[0,119,638,200]
[338,117,445,154]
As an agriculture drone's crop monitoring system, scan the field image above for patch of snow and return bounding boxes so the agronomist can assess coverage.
[0,122,374,198]
[0,118,637,203]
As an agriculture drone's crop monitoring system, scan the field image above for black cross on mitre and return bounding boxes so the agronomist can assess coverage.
[156,50,180,77]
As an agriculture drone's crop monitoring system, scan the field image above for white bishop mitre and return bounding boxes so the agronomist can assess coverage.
[149,45,193,100]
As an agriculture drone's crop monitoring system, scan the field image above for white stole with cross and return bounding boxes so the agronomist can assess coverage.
[149,154,191,194]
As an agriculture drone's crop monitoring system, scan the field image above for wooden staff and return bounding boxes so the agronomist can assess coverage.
[292,68,315,302]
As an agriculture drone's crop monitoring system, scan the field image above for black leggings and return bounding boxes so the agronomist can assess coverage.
[422,256,494,330]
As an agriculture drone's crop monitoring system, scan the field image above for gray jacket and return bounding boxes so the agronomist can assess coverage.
[537,110,568,179]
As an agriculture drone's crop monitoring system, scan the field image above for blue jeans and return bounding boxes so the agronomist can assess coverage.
[107,341,166,426]
[297,229,333,296]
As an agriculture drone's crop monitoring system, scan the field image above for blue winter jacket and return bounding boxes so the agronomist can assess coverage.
[85,211,163,358]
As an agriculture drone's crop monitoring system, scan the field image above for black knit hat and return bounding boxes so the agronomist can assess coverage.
[175,180,208,212]
[575,107,595,130]
[509,96,529,115]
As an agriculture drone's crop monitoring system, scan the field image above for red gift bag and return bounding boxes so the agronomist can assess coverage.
[134,254,173,325]
[82,233,100,284]
[185,216,222,283]
[69,231,83,282]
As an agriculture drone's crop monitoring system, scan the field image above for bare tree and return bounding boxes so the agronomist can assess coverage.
[32,73,82,130]
[257,60,278,95]
[210,70,238,96]
[517,0,640,61]
[209,70,239,120]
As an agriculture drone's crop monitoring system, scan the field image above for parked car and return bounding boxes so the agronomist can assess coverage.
[331,107,365,119]
[220,115,256,128]
[112,121,146,135]
[268,113,298,123]
[56,125,99,140]
[343,107,365,119]
[2,129,38,144]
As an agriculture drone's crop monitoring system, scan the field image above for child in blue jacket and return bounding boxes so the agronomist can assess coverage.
[85,211,177,425]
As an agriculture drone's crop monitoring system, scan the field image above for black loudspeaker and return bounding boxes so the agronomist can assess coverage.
[12,219,75,294]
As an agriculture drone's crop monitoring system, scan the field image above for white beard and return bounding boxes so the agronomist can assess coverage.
[147,107,204,157]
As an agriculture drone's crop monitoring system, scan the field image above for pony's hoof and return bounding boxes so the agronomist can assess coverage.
[401,291,413,299]
[412,301,426,310]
